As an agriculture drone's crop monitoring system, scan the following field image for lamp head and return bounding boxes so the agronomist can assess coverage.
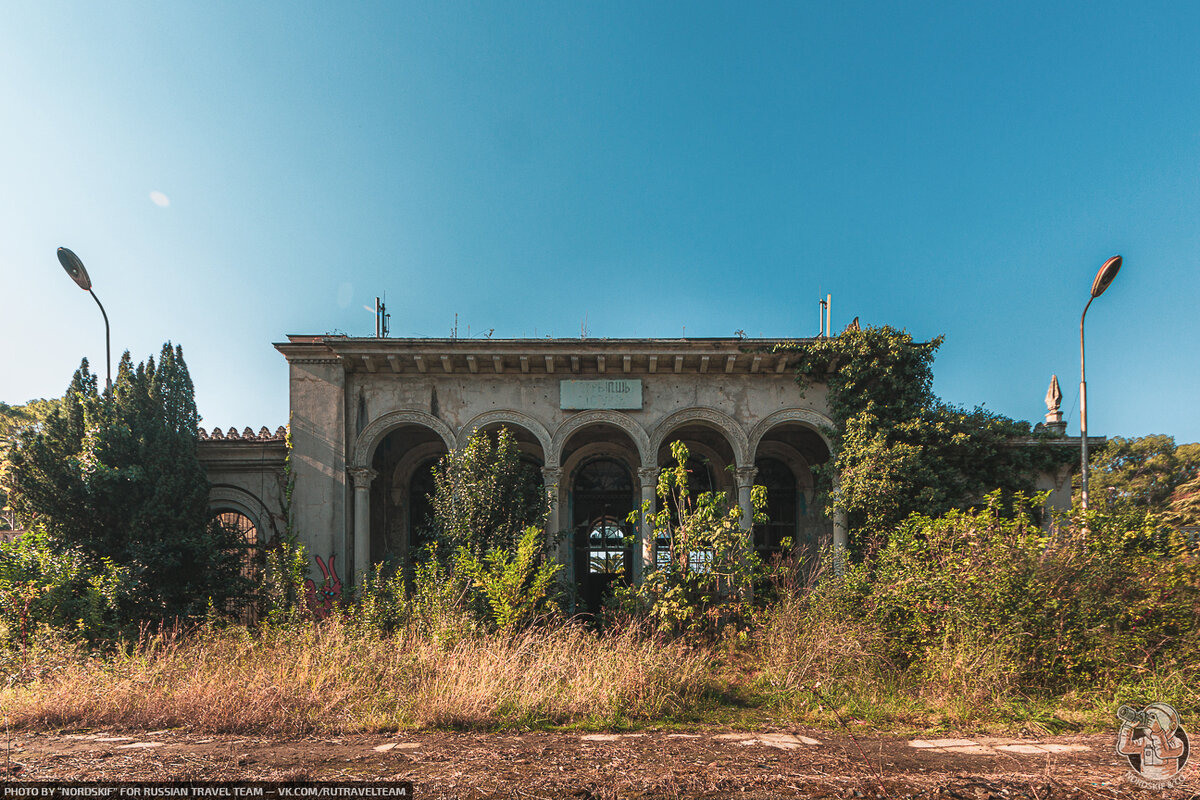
[57,247,93,291]
[1090,255,1122,298]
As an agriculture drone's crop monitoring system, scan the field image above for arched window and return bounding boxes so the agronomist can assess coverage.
[753,458,800,555]
[587,516,628,574]
[572,458,635,612]
[215,510,260,622]
[215,510,259,579]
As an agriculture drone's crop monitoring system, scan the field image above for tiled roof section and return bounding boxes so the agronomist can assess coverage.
[198,425,287,441]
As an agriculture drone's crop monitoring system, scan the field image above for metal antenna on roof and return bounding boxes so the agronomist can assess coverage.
[374,297,390,338]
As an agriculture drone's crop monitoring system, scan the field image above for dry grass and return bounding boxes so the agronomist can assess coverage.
[0,618,713,734]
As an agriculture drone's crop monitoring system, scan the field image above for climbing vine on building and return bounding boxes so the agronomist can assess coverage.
[776,326,1074,548]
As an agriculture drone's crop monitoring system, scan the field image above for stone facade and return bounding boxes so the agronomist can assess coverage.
[197,335,1092,600]
[197,426,288,550]
[266,336,843,598]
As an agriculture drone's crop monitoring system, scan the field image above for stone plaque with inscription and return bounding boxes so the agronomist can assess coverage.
[560,379,643,410]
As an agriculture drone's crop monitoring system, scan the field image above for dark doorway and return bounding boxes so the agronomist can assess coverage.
[572,458,635,613]
[753,457,801,556]
[408,457,440,559]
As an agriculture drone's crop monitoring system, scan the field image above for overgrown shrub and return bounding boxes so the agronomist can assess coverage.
[611,442,765,638]
[457,525,564,632]
[356,528,562,638]
[261,536,310,625]
[0,527,130,646]
[760,497,1200,714]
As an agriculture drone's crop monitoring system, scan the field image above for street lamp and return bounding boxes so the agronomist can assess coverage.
[1080,254,1122,515]
[56,247,112,394]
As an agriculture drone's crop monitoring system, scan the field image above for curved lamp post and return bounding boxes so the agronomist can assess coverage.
[56,247,112,394]
[1080,254,1122,515]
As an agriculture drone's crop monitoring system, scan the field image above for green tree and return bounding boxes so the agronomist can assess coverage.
[0,397,62,530]
[1088,435,1200,513]
[427,427,549,555]
[779,326,1073,543]
[7,345,247,625]
[614,441,765,637]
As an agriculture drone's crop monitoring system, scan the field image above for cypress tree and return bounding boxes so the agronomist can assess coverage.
[9,343,246,626]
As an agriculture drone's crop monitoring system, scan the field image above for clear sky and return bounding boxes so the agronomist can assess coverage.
[3,2,1198,443]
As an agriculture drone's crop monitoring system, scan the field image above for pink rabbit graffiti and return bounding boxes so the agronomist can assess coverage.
[304,555,342,620]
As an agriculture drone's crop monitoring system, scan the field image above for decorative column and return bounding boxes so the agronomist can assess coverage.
[347,466,377,586]
[541,465,564,562]
[832,507,849,576]
[735,465,759,599]
[735,466,758,532]
[637,466,660,583]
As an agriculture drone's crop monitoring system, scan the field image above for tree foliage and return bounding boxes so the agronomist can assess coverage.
[457,525,563,632]
[427,427,549,555]
[385,429,564,633]
[778,326,1074,544]
[1088,435,1200,513]
[810,494,1200,694]
[0,398,62,530]
[6,345,247,626]
[1166,473,1200,528]
[613,441,765,637]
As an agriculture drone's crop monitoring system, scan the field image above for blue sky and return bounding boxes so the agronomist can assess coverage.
[3,1,1198,443]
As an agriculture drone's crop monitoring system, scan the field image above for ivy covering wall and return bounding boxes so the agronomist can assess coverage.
[776,326,1074,548]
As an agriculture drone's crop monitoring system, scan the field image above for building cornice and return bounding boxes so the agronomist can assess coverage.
[275,335,816,377]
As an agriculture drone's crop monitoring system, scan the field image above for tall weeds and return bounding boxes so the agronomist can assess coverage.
[0,618,711,734]
[757,498,1200,727]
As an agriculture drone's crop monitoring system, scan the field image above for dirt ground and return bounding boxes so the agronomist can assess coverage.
[0,727,1193,799]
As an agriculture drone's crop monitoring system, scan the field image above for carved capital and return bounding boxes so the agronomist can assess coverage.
[348,466,378,489]
[735,466,758,487]
[541,466,563,487]
[637,466,660,488]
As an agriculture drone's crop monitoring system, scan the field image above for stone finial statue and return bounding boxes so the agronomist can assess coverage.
[1044,374,1066,435]
[1045,374,1062,413]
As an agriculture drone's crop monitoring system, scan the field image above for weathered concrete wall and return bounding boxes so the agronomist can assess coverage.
[276,337,841,584]
[287,353,348,568]
[197,429,287,544]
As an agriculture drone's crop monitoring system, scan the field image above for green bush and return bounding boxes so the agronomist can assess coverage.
[0,527,130,646]
[8,347,250,626]
[355,529,562,638]
[457,525,564,632]
[762,496,1200,711]
[611,441,764,638]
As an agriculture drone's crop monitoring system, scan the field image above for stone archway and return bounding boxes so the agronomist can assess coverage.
[651,408,751,469]
[352,410,455,470]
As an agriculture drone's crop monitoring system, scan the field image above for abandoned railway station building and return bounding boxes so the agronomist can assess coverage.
[199,335,1079,605]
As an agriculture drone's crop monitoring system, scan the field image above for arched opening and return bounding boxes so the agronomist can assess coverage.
[461,413,551,465]
[655,422,739,572]
[753,457,800,554]
[654,422,737,497]
[369,424,450,572]
[572,457,635,612]
[214,509,260,622]
[752,422,831,565]
[560,421,642,613]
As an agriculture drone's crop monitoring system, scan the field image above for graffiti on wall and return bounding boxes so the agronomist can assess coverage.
[304,554,342,619]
